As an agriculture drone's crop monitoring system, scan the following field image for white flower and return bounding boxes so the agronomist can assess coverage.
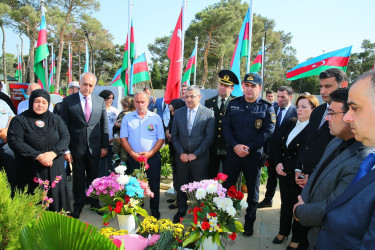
[195,188,207,200]
[240,199,248,209]
[115,165,127,175]
[226,206,236,217]
[223,198,233,207]
[213,197,226,210]
[206,184,217,194]
[117,174,129,185]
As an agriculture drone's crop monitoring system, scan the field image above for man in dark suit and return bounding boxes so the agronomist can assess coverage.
[296,68,348,187]
[259,86,297,208]
[171,85,215,223]
[293,88,373,249]
[204,70,236,179]
[61,72,109,218]
[315,70,375,249]
[149,95,170,128]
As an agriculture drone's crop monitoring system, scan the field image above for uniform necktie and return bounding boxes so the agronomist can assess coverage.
[351,153,375,184]
[84,96,90,122]
[220,98,225,112]
[188,109,193,135]
[276,108,285,128]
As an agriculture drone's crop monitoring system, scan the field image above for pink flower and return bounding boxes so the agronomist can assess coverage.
[144,164,150,170]
[137,155,147,164]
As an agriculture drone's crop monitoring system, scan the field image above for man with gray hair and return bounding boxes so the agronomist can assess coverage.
[61,72,109,219]
[171,85,215,223]
[120,91,165,219]
[17,83,53,114]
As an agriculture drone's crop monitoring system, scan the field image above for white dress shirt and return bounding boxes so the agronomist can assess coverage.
[78,91,92,115]
[187,104,199,132]
[286,119,309,147]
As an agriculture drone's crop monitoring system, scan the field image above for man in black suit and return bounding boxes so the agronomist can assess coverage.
[61,72,109,218]
[259,86,297,208]
[171,85,215,223]
[315,70,375,249]
[204,70,237,179]
[296,68,348,186]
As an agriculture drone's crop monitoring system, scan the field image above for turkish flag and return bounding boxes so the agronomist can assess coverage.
[165,9,182,104]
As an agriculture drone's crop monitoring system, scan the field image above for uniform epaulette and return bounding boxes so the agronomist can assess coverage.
[231,96,241,101]
[260,99,272,106]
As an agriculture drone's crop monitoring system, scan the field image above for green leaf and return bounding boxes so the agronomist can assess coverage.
[234,220,244,232]
[183,230,201,247]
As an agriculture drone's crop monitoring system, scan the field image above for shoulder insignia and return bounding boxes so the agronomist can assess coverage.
[261,99,272,106]
[271,112,276,124]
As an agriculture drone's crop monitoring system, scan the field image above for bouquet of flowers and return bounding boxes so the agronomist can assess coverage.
[86,164,153,224]
[181,173,246,249]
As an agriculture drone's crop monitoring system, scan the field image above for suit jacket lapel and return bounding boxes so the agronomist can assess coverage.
[192,105,203,132]
[310,141,362,198]
[73,93,87,124]
[325,168,375,214]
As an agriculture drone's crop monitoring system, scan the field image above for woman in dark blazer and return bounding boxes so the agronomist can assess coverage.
[272,95,320,250]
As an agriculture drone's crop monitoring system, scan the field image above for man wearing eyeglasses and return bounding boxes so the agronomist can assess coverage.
[222,73,276,236]
[171,85,215,223]
[293,88,372,248]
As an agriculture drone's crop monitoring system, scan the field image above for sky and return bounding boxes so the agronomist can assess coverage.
[3,0,375,68]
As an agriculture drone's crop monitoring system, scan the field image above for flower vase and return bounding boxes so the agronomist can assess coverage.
[199,237,219,250]
[117,214,136,233]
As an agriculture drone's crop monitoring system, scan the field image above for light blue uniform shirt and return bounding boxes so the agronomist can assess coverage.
[120,110,165,153]
[0,100,15,144]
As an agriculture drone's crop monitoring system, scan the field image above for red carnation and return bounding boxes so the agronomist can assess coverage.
[103,222,109,226]
[227,186,237,198]
[109,205,113,212]
[235,191,244,200]
[137,155,147,164]
[114,206,121,214]
[124,195,130,204]
[201,221,210,231]
[116,201,124,208]
[144,164,150,170]
[194,215,198,225]
[229,232,237,240]
[209,212,217,217]
[217,173,228,182]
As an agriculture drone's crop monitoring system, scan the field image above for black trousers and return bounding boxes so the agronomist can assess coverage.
[264,158,278,200]
[278,172,302,242]
[126,152,161,211]
[208,149,226,179]
[72,148,100,210]
[0,144,16,195]
[223,152,262,228]
[175,153,209,214]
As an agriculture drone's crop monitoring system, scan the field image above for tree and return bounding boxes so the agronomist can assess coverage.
[347,39,375,82]
[0,3,11,87]
[0,53,16,76]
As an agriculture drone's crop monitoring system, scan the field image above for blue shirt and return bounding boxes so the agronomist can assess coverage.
[0,100,15,144]
[120,110,165,153]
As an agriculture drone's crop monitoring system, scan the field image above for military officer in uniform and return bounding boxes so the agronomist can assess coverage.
[205,70,237,179]
[222,73,275,237]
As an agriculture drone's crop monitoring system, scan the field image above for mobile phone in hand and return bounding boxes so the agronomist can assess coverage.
[297,174,305,180]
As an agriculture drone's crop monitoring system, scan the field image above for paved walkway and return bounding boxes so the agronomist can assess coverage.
[70,180,288,250]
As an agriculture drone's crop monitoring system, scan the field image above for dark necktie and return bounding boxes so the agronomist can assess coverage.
[351,153,375,184]
[276,108,285,128]
[220,98,225,112]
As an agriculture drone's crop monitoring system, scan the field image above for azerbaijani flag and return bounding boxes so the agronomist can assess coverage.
[132,53,150,85]
[230,7,250,96]
[120,20,135,96]
[84,43,89,72]
[130,19,135,64]
[371,63,375,70]
[49,54,56,93]
[67,44,73,83]
[15,55,22,83]
[286,46,352,81]
[111,68,127,87]
[249,49,262,73]
[34,5,49,89]
[182,45,196,85]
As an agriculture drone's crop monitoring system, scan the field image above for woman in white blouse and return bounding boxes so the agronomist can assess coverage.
[272,94,320,250]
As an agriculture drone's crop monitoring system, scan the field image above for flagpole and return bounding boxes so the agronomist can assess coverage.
[16,44,19,83]
[145,53,156,98]
[246,0,254,74]
[127,0,132,94]
[180,0,186,92]
[261,37,265,97]
[51,43,54,90]
[193,36,198,86]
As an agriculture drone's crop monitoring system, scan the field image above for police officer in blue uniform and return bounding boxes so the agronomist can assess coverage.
[222,73,275,237]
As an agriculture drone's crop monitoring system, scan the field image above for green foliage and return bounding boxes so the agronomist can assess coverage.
[347,39,375,82]
[160,145,172,178]
[146,230,181,250]
[290,75,320,95]
[19,211,119,250]
[260,167,268,185]
[0,170,44,249]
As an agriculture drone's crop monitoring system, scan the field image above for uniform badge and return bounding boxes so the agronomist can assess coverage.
[255,119,262,129]
[271,113,276,124]
[35,120,45,128]
[1,109,5,114]
[148,124,154,131]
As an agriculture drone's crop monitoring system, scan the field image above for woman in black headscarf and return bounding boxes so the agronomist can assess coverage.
[165,98,185,209]
[8,89,71,212]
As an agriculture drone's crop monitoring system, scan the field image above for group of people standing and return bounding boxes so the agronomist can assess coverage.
[1,67,375,249]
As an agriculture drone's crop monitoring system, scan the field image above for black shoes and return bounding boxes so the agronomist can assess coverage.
[243,227,254,237]
[72,208,82,219]
[169,204,178,209]
[272,234,288,244]
[151,210,161,220]
[173,212,186,223]
[167,198,175,203]
[258,199,273,208]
